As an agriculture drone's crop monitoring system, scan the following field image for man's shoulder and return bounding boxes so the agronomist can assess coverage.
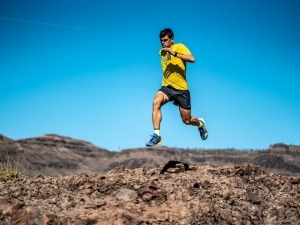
[174,43,186,47]
[173,43,191,54]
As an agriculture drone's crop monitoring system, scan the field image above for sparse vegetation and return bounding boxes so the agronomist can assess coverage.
[0,155,24,182]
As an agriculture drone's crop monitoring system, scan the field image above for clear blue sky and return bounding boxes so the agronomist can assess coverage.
[1,0,299,151]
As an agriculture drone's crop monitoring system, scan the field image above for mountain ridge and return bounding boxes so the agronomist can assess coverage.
[1,133,300,177]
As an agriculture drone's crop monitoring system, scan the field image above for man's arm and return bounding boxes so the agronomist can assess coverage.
[162,47,195,63]
[173,52,195,63]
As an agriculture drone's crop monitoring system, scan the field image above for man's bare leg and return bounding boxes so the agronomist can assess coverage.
[179,106,208,140]
[179,107,200,126]
[146,91,169,146]
[152,91,169,130]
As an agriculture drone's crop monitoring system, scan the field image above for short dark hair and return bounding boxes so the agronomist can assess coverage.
[159,28,174,39]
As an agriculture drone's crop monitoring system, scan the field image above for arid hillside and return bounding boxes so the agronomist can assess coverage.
[1,134,300,224]
[0,134,300,177]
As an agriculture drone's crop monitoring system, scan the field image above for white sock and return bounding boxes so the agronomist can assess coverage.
[154,129,160,136]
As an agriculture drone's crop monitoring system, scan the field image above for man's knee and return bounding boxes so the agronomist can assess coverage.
[153,98,162,109]
[153,92,167,109]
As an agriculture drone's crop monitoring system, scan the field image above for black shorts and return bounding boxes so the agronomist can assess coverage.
[159,86,191,110]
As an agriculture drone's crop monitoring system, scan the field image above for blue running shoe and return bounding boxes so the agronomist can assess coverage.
[146,133,163,147]
[198,118,208,140]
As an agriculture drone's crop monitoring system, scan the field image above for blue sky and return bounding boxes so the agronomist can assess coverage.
[1,0,299,151]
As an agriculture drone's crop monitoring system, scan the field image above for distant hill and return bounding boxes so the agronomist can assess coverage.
[1,134,300,177]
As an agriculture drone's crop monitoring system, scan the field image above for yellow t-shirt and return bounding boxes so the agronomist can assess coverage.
[159,43,191,90]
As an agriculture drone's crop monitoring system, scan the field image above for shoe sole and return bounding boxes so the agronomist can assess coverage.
[146,144,167,150]
[146,140,163,147]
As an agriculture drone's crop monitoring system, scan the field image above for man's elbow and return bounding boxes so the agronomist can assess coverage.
[188,55,195,63]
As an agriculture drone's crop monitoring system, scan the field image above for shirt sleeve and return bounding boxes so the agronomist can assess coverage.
[178,43,191,55]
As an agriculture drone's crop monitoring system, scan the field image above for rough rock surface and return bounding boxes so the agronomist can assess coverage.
[1,163,299,225]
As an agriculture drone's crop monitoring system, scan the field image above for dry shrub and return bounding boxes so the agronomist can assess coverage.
[0,155,24,182]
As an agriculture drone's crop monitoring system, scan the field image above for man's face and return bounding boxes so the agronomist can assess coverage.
[160,35,173,48]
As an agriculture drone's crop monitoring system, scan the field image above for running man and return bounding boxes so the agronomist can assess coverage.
[146,28,208,147]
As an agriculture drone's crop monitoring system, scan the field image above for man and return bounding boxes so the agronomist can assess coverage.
[146,28,208,147]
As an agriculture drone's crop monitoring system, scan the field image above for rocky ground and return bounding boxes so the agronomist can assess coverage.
[1,162,299,225]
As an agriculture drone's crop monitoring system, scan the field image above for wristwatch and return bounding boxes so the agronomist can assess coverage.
[174,52,178,57]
